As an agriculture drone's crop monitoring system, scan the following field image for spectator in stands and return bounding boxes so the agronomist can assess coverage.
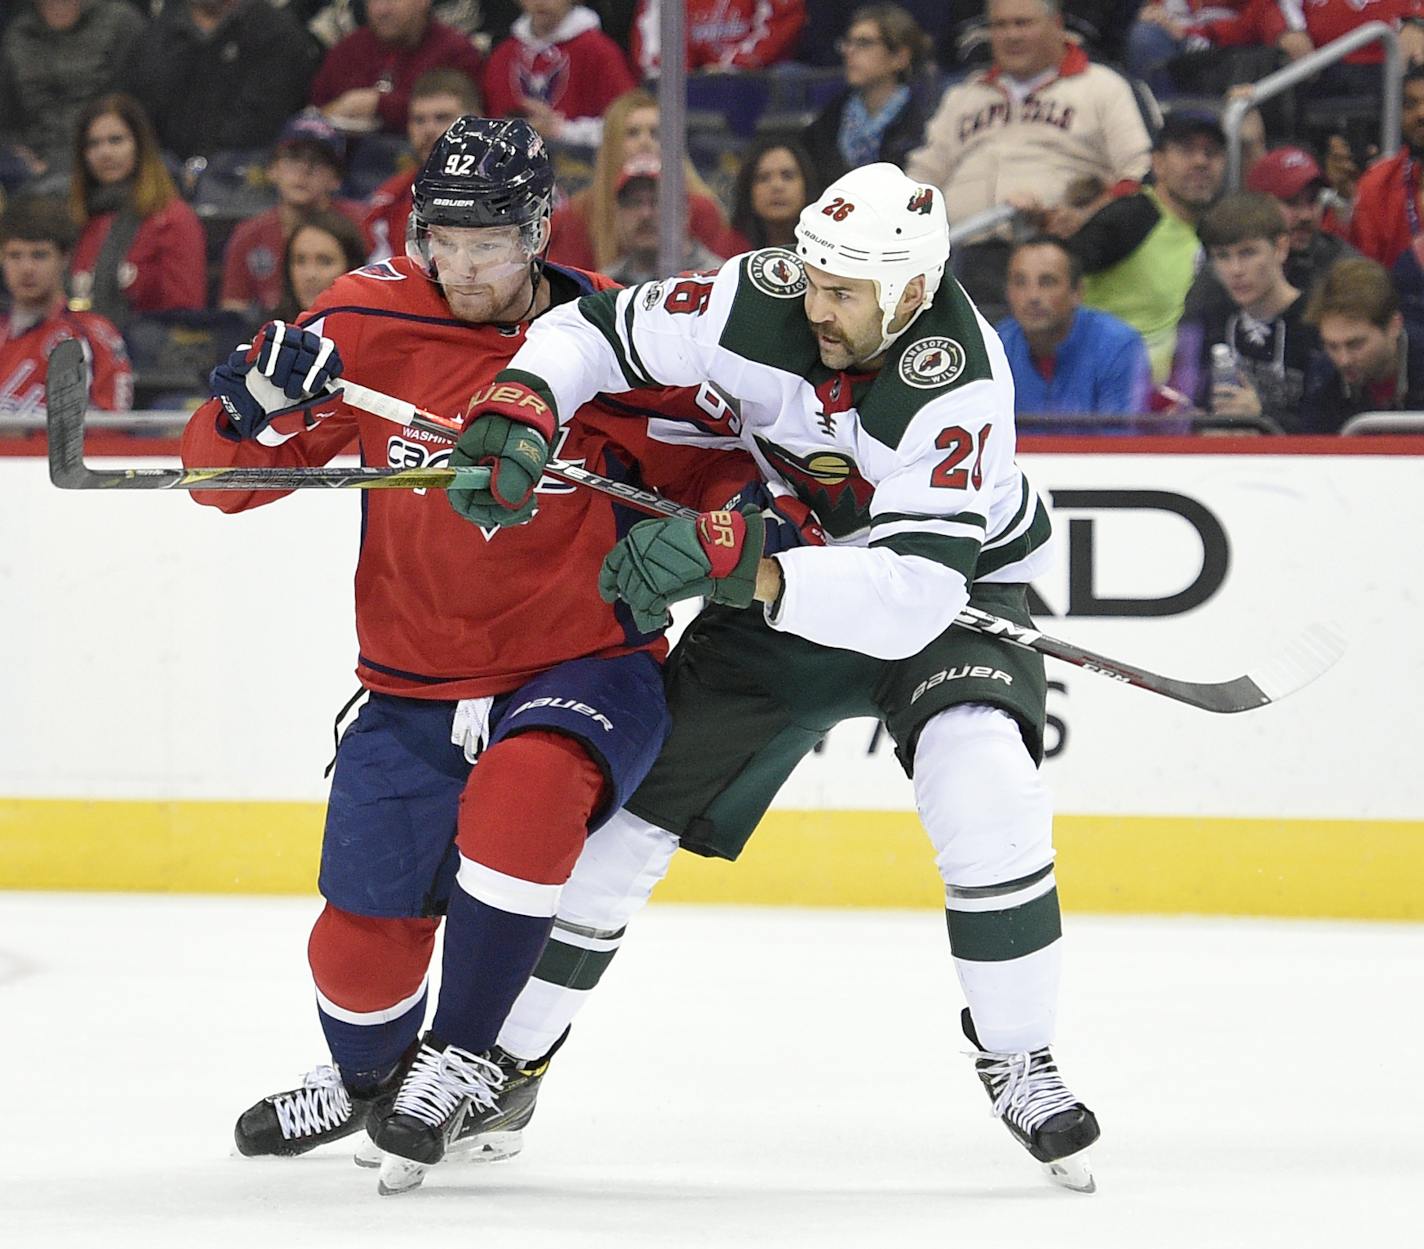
[906,0,1155,322]
[1070,107,1226,381]
[727,137,821,252]
[1300,256,1424,431]
[219,112,369,318]
[121,0,318,162]
[1349,66,1424,271]
[997,235,1152,422]
[0,195,132,422]
[311,0,483,135]
[1169,192,1320,430]
[1323,131,1371,219]
[546,88,741,272]
[0,0,144,187]
[67,94,207,324]
[1247,147,1354,285]
[799,4,937,187]
[273,206,370,319]
[364,67,479,263]
[1256,0,1424,91]
[482,0,635,147]
[1124,0,1285,101]
[603,157,724,284]
[629,0,806,74]
[1185,144,1358,318]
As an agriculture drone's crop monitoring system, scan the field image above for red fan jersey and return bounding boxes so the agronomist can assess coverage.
[363,169,416,264]
[0,304,133,415]
[181,258,755,700]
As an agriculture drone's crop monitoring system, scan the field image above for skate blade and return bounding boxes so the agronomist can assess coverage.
[356,1129,522,1168]
[446,1129,524,1163]
[1043,1151,1096,1194]
[377,1154,431,1196]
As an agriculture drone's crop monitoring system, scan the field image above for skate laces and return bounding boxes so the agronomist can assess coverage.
[270,1065,353,1140]
[392,1044,505,1128]
[974,1047,1080,1133]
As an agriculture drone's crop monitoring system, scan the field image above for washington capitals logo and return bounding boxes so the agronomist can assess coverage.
[906,187,935,215]
[517,48,570,107]
[753,436,874,539]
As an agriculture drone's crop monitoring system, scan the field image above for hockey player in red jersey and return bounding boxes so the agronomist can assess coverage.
[183,117,754,1194]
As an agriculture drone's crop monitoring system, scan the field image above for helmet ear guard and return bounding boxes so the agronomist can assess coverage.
[794,163,951,354]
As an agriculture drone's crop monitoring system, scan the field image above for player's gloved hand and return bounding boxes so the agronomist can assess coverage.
[210,321,344,446]
[598,507,766,634]
[724,483,827,555]
[448,381,555,528]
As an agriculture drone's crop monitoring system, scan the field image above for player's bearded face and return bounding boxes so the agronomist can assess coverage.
[802,264,885,368]
[428,225,537,322]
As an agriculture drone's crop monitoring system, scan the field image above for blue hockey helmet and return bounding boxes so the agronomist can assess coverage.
[407,116,555,276]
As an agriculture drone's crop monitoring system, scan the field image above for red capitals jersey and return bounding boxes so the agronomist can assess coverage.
[181,258,755,700]
[631,0,805,72]
[363,169,416,265]
[482,24,636,122]
[1253,0,1423,63]
[0,305,133,415]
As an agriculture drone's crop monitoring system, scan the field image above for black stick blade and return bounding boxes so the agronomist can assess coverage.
[45,337,93,488]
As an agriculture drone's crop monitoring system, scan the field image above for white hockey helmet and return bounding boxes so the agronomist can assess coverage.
[794,163,950,349]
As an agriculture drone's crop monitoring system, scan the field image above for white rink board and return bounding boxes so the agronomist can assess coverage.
[1,452,1419,820]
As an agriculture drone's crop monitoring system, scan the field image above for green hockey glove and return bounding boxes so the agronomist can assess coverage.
[448,379,555,528]
[598,508,766,634]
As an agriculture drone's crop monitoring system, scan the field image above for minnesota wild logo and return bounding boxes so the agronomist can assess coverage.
[747,248,806,299]
[753,435,874,538]
[899,337,965,389]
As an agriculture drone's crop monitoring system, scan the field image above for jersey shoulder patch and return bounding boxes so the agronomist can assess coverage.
[744,248,806,298]
[717,250,818,375]
[859,280,995,448]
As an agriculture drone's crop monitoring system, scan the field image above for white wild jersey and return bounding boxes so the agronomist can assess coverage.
[506,247,1054,659]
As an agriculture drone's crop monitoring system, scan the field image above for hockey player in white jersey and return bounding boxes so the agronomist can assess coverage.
[446,162,1101,1192]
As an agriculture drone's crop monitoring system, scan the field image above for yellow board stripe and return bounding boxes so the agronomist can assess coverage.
[1,799,1420,920]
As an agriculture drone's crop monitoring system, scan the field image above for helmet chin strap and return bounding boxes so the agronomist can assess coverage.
[864,284,931,363]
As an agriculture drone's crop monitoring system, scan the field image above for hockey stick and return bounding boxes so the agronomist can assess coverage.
[46,340,1344,711]
[44,339,494,492]
[335,378,1347,714]
[44,338,691,514]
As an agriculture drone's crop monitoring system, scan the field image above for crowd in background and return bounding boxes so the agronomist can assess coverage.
[4,0,1424,432]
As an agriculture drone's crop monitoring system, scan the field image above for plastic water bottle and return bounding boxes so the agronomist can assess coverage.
[1210,343,1236,394]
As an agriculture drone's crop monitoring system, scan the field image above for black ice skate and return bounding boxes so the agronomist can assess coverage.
[370,1036,506,1195]
[354,1026,567,1169]
[961,1008,1101,1193]
[234,1061,401,1158]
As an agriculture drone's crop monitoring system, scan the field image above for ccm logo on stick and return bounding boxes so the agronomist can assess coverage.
[911,665,1013,703]
[510,697,614,731]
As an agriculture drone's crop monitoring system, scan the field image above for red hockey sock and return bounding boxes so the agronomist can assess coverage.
[456,730,607,886]
[307,904,438,1014]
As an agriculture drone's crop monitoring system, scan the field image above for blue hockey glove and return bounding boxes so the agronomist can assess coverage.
[210,320,344,445]
[723,483,827,555]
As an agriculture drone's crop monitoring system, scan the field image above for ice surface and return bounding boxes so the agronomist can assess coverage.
[0,894,1418,1249]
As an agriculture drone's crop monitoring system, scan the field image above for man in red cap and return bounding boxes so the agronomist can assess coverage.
[1246,146,1355,289]
[604,156,721,283]
[1185,142,1357,320]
